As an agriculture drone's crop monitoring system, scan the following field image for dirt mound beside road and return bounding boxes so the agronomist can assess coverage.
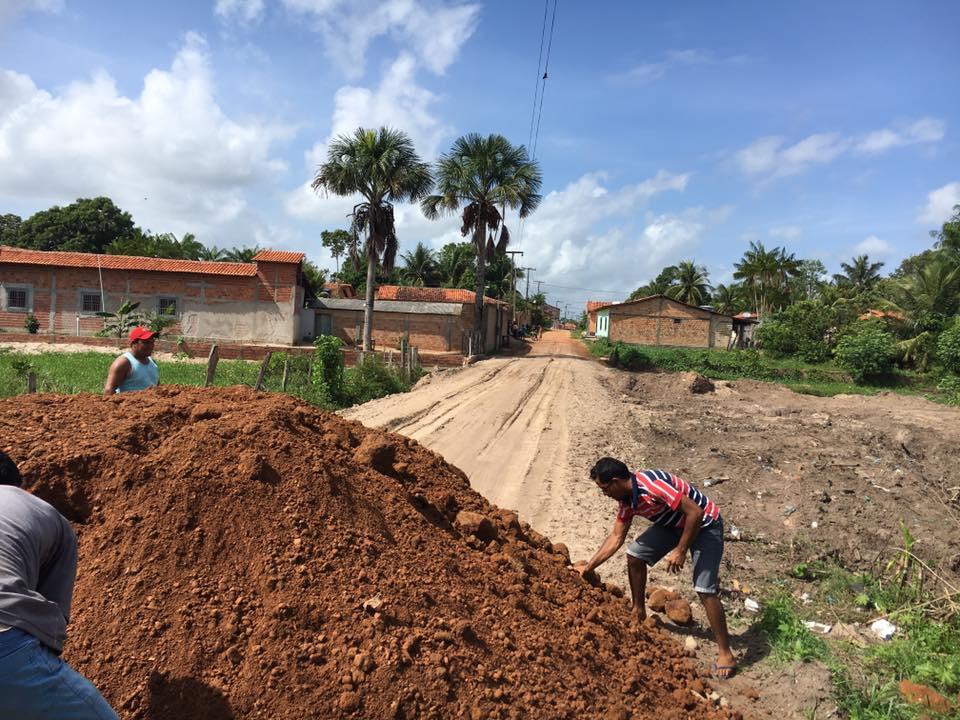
[0,387,738,720]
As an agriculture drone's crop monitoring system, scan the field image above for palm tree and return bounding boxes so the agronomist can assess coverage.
[400,242,439,286]
[711,283,739,315]
[832,255,885,293]
[733,241,799,316]
[891,258,960,321]
[422,134,542,347]
[665,260,712,305]
[224,246,262,263]
[437,242,475,288]
[199,246,227,261]
[312,127,433,352]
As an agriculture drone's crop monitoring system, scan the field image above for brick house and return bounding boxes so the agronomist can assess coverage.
[585,300,613,335]
[0,245,306,345]
[306,285,509,354]
[595,295,733,348]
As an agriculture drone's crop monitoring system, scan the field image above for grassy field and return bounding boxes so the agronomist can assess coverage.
[0,348,417,409]
[582,337,953,402]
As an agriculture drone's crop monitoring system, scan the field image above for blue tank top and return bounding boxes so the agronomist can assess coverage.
[117,352,159,393]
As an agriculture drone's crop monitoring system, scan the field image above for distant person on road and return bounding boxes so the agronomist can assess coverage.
[572,457,737,679]
[0,451,120,719]
[103,326,159,397]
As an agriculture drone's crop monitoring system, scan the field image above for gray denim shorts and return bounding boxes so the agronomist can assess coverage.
[625,519,724,594]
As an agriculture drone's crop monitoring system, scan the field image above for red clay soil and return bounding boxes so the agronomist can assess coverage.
[0,387,740,720]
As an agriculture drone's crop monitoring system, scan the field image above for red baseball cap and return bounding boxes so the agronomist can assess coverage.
[129,326,156,343]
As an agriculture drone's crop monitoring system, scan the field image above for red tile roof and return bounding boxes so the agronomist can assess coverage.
[376,285,502,305]
[586,300,613,313]
[0,245,258,276]
[252,249,306,264]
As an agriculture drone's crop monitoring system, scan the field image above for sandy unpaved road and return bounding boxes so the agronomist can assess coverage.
[344,329,960,717]
[344,331,616,571]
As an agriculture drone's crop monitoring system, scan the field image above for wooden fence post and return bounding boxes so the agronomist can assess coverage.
[27,372,37,394]
[255,352,272,391]
[204,344,219,387]
[281,357,290,391]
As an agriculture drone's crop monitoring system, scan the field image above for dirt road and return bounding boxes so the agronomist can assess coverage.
[345,330,960,716]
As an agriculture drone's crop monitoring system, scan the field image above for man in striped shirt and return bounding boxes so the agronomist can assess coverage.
[572,457,736,678]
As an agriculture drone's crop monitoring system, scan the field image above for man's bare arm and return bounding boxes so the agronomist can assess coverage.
[574,518,631,575]
[103,356,131,397]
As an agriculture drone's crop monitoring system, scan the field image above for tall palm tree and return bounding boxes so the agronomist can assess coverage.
[400,242,439,286]
[733,241,799,316]
[312,127,433,351]
[422,134,542,346]
[711,283,739,315]
[665,260,712,305]
[832,255,885,293]
[199,245,227,261]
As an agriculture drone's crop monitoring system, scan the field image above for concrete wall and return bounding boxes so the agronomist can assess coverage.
[0,262,301,345]
[608,297,732,348]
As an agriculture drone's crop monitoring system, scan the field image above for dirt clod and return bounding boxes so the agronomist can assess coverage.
[665,599,693,625]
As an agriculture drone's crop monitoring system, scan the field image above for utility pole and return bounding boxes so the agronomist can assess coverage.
[520,267,536,325]
[504,250,523,327]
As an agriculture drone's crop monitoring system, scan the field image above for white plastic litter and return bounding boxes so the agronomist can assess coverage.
[804,621,833,635]
[744,598,761,613]
[869,618,897,640]
[729,525,742,540]
[799,592,812,605]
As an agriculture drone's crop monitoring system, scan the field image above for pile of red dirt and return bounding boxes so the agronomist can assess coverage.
[0,387,739,720]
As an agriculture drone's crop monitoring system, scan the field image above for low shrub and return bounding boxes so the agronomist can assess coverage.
[834,325,897,383]
[937,318,960,374]
[345,355,411,405]
[23,313,40,334]
[755,300,832,362]
[609,342,651,371]
[313,335,345,403]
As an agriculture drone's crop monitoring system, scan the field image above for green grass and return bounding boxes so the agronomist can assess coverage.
[583,338,951,400]
[758,555,960,720]
[0,348,418,409]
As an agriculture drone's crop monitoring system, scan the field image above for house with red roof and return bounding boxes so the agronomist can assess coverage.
[0,245,306,345]
[306,285,509,354]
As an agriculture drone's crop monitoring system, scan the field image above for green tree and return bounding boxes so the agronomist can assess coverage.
[931,204,960,252]
[437,242,476,288]
[223,246,262,263]
[17,197,138,253]
[711,283,746,315]
[665,259,712,305]
[794,259,828,300]
[301,261,327,301]
[629,265,677,299]
[312,127,433,352]
[890,257,960,321]
[422,133,542,345]
[0,214,21,245]
[832,255,885,293]
[321,229,352,273]
[198,245,227,261]
[106,231,205,260]
[834,324,897,383]
[399,242,439,286]
[733,241,800,316]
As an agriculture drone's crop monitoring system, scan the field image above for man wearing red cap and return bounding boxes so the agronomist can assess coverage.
[102,326,159,397]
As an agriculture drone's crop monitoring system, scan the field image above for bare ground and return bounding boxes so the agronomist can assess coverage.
[343,330,960,718]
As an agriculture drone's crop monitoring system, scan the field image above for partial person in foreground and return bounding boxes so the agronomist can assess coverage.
[0,450,120,719]
[572,456,737,678]
[103,325,160,397]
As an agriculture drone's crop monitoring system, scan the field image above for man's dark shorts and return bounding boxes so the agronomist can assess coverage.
[625,519,724,594]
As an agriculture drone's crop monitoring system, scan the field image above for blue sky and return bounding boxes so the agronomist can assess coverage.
[1,1,958,313]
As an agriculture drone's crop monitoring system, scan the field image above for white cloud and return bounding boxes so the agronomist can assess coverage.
[917,181,960,226]
[0,33,292,244]
[280,0,480,78]
[856,117,946,154]
[214,0,265,24]
[509,171,723,295]
[769,225,801,240]
[853,235,894,257]
[737,117,945,179]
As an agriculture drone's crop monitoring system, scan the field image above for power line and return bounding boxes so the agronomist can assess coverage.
[526,0,550,152]
[531,0,559,161]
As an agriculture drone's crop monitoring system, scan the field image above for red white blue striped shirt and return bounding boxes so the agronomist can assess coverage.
[615,469,720,529]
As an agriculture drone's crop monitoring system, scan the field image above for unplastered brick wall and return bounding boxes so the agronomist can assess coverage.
[0,263,300,344]
[609,297,731,348]
[320,308,468,352]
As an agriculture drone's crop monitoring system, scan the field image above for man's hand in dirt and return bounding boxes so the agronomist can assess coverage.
[571,561,591,577]
[664,548,686,573]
